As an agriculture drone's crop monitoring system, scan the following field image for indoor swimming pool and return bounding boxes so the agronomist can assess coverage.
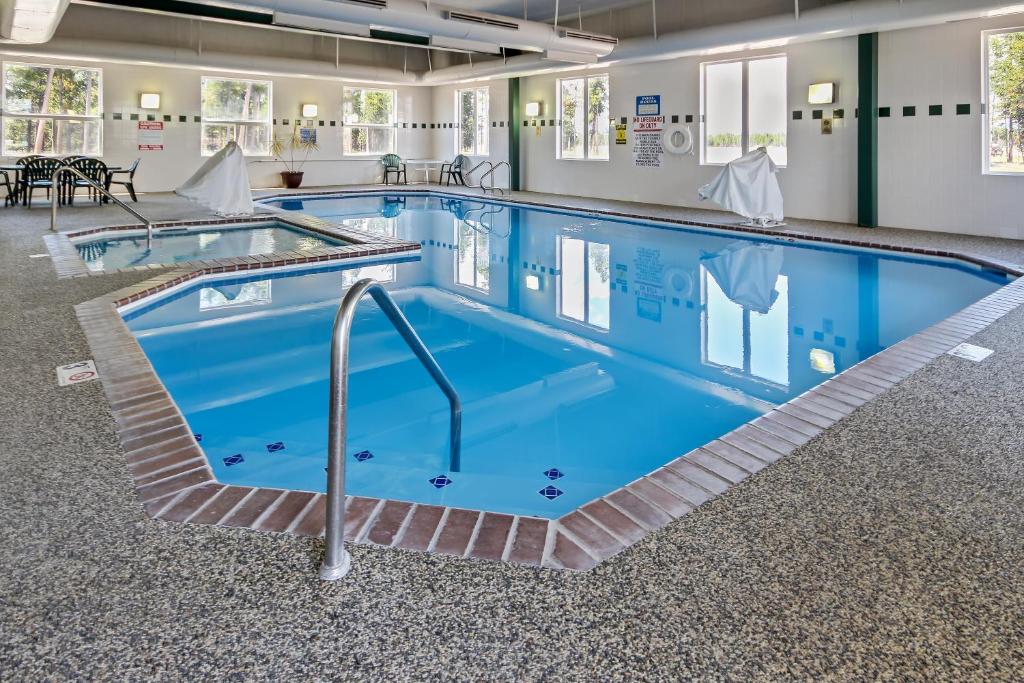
[73,220,346,272]
[121,194,1010,517]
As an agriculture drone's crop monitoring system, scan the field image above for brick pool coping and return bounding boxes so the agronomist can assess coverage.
[74,190,1024,571]
[44,212,417,279]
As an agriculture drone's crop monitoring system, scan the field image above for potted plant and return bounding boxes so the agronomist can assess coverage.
[271,123,319,189]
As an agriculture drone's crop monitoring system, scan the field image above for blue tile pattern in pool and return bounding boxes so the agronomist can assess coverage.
[121,193,1012,517]
[73,221,345,272]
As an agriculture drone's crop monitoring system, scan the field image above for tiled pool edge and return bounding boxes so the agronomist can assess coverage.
[71,209,1024,571]
[44,212,415,279]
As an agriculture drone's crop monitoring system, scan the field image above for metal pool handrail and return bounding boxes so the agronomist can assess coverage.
[462,159,493,188]
[50,166,154,244]
[320,278,463,580]
[480,161,510,194]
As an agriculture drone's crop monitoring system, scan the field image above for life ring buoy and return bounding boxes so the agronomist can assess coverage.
[662,124,694,155]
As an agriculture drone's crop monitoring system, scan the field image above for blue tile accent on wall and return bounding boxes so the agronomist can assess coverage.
[266,441,285,453]
[354,450,374,462]
[224,454,244,466]
[812,110,823,120]
[794,326,804,336]
[903,106,916,117]
[793,110,803,120]
[929,104,943,116]
[539,485,564,500]
[429,475,453,488]
[834,109,845,119]
[835,336,847,348]
[543,468,564,480]
[879,107,891,118]
[957,103,971,115]
[813,331,825,341]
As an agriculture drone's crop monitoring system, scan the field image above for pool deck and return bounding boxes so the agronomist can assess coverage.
[3,188,1023,680]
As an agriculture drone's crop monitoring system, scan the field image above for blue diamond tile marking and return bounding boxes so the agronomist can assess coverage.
[193,433,203,442]
[429,475,453,488]
[353,450,374,462]
[266,441,285,452]
[223,454,244,467]
[543,468,564,480]
[539,485,563,500]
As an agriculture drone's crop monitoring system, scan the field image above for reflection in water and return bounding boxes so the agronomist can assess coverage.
[559,236,611,330]
[199,280,272,310]
[456,220,490,292]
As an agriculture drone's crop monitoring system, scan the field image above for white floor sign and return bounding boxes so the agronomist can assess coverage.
[57,360,100,386]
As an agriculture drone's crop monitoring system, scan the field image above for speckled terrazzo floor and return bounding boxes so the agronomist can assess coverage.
[2,190,1023,681]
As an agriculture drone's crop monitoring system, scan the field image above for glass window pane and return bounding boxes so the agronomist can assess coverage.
[201,123,236,155]
[560,237,585,321]
[704,266,744,370]
[476,87,489,155]
[988,31,1024,174]
[344,126,366,155]
[3,64,101,116]
[202,78,270,121]
[459,89,475,154]
[367,126,394,155]
[749,275,789,385]
[748,56,788,166]
[704,61,743,164]
[587,75,610,160]
[53,119,102,156]
[559,78,585,159]
[587,242,610,329]
[3,117,53,155]
[345,87,394,126]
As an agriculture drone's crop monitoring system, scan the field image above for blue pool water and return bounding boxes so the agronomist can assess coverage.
[123,194,1010,517]
[74,221,344,272]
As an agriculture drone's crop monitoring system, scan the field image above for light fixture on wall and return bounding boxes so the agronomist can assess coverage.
[139,93,161,110]
[301,103,318,118]
[524,101,542,118]
[525,274,541,291]
[808,83,835,105]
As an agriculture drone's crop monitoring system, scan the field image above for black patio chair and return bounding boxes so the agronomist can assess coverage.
[1,170,15,207]
[381,153,407,185]
[67,157,109,205]
[106,158,140,202]
[439,154,469,186]
[20,157,62,207]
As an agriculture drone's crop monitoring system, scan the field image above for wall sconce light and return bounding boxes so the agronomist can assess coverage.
[139,93,161,110]
[301,103,318,118]
[525,274,541,291]
[809,348,836,374]
[525,101,542,118]
[808,83,835,105]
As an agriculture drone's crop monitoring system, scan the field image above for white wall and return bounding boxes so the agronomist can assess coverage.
[519,38,860,224]
[0,58,434,192]
[878,15,1024,238]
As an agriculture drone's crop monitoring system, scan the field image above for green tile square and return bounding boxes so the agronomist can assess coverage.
[956,103,971,115]
[928,104,942,116]
[903,106,916,117]
[878,107,890,118]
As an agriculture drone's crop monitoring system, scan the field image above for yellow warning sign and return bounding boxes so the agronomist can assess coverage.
[615,123,627,145]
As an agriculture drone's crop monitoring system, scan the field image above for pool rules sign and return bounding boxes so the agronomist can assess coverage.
[632,115,664,168]
[138,121,164,151]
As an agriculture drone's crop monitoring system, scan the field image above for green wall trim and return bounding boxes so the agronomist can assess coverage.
[858,33,878,228]
[508,77,521,192]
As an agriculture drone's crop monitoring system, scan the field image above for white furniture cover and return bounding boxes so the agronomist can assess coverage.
[700,242,784,314]
[175,140,254,216]
[698,147,784,223]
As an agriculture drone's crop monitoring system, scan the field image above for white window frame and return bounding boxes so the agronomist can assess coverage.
[700,54,787,167]
[1,61,103,157]
[455,86,489,156]
[556,73,610,161]
[983,27,1024,176]
[556,235,611,331]
[200,75,273,157]
[454,218,490,292]
[343,86,397,157]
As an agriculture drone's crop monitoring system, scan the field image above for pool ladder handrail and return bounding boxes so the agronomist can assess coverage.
[49,166,155,246]
[461,159,493,189]
[320,278,463,580]
[480,161,510,194]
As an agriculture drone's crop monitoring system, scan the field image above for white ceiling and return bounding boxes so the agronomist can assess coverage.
[438,0,645,23]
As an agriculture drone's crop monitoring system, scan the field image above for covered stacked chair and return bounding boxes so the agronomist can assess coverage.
[19,157,62,207]
[67,157,109,205]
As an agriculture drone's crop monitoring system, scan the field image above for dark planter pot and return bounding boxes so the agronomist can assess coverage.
[281,171,304,189]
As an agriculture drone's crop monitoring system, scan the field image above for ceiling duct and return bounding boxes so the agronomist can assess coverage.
[0,0,70,42]
[442,10,519,31]
[339,0,387,9]
[273,11,370,37]
[557,28,618,46]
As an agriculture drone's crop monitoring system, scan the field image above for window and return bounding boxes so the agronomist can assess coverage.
[344,87,396,155]
[455,220,489,292]
[701,266,789,386]
[985,29,1024,174]
[456,87,489,156]
[557,74,609,160]
[2,62,102,156]
[701,55,787,166]
[201,76,271,156]
[558,236,610,329]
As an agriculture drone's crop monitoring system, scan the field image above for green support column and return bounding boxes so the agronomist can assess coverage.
[508,77,521,191]
[858,33,878,228]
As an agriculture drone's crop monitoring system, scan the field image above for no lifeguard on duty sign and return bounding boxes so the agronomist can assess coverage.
[57,360,100,387]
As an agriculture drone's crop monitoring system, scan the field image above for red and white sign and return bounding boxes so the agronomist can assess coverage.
[632,115,665,168]
[57,360,100,387]
[138,121,164,151]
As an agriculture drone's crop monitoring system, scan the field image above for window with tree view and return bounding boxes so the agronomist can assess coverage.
[2,63,102,156]
[201,76,271,156]
[986,29,1024,174]
[344,87,396,155]
[702,56,787,166]
[558,74,609,160]
[457,87,489,156]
